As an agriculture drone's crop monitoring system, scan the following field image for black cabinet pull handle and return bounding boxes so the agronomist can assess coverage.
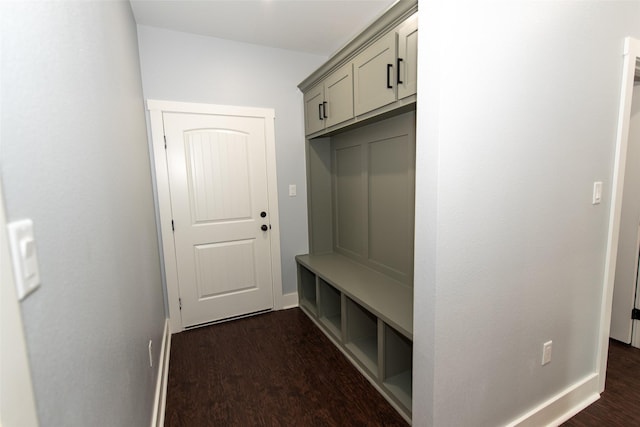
[318,103,323,120]
[387,64,393,88]
[261,224,268,231]
[323,101,328,118]
[397,58,404,84]
[260,211,267,218]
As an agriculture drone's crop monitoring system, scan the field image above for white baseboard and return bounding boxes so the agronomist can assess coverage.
[280,292,299,309]
[150,319,171,427]
[507,373,600,427]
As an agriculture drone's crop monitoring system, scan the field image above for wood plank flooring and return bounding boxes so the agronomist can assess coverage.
[164,308,408,427]
[165,308,639,426]
[562,339,640,426]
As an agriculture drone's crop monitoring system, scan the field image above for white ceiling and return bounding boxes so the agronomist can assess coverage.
[129,0,398,56]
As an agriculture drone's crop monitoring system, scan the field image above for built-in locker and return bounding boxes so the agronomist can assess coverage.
[296,1,417,422]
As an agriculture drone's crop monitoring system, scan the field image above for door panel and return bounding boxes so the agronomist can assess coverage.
[164,112,274,327]
[194,240,257,298]
[185,129,252,223]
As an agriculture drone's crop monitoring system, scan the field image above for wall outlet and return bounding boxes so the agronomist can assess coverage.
[542,340,552,366]
[148,340,153,368]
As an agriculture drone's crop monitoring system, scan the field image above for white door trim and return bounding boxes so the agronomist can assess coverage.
[147,100,283,333]
[598,37,640,391]
[0,178,40,427]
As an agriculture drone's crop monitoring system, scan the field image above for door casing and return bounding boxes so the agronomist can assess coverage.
[0,178,40,427]
[598,37,640,391]
[147,100,283,333]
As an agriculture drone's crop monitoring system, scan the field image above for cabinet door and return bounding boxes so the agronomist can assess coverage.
[325,63,354,128]
[353,31,397,116]
[397,14,418,100]
[304,83,325,135]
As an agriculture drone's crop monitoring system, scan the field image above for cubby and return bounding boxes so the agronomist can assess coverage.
[318,278,342,339]
[383,324,413,411]
[345,298,379,375]
[298,264,317,315]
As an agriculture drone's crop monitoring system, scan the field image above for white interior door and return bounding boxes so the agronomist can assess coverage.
[631,82,640,348]
[610,82,640,344]
[163,112,274,327]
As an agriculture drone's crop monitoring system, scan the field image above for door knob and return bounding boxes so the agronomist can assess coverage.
[260,211,267,218]
[261,224,268,231]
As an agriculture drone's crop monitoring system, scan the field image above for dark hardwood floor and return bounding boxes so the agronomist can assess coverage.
[164,308,408,427]
[563,339,640,426]
[165,308,640,426]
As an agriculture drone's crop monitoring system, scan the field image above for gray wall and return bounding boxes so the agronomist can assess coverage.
[413,2,640,426]
[136,25,327,295]
[0,2,166,426]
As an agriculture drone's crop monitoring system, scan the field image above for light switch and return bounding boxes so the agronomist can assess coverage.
[7,219,41,300]
[542,340,552,366]
[592,181,603,205]
[289,184,297,197]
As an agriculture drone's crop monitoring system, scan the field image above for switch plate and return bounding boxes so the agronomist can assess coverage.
[542,340,552,366]
[592,181,603,205]
[289,184,297,197]
[7,219,41,301]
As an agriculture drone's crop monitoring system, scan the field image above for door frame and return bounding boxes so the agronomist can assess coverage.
[0,178,40,427]
[147,100,283,334]
[598,37,640,391]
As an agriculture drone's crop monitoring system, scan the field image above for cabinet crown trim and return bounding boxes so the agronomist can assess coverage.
[298,0,417,92]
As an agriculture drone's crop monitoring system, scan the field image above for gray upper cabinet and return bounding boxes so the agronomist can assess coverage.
[354,15,418,115]
[304,63,354,136]
[397,14,418,100]
[353,31,397,116]
[300,4,417,138]
[325,63,354,128]
[303,83,325,135]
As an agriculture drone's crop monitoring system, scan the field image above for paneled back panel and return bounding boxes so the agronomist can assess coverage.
[331,111,415,285]
[334,144,365,257]
[369,135,413,277]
